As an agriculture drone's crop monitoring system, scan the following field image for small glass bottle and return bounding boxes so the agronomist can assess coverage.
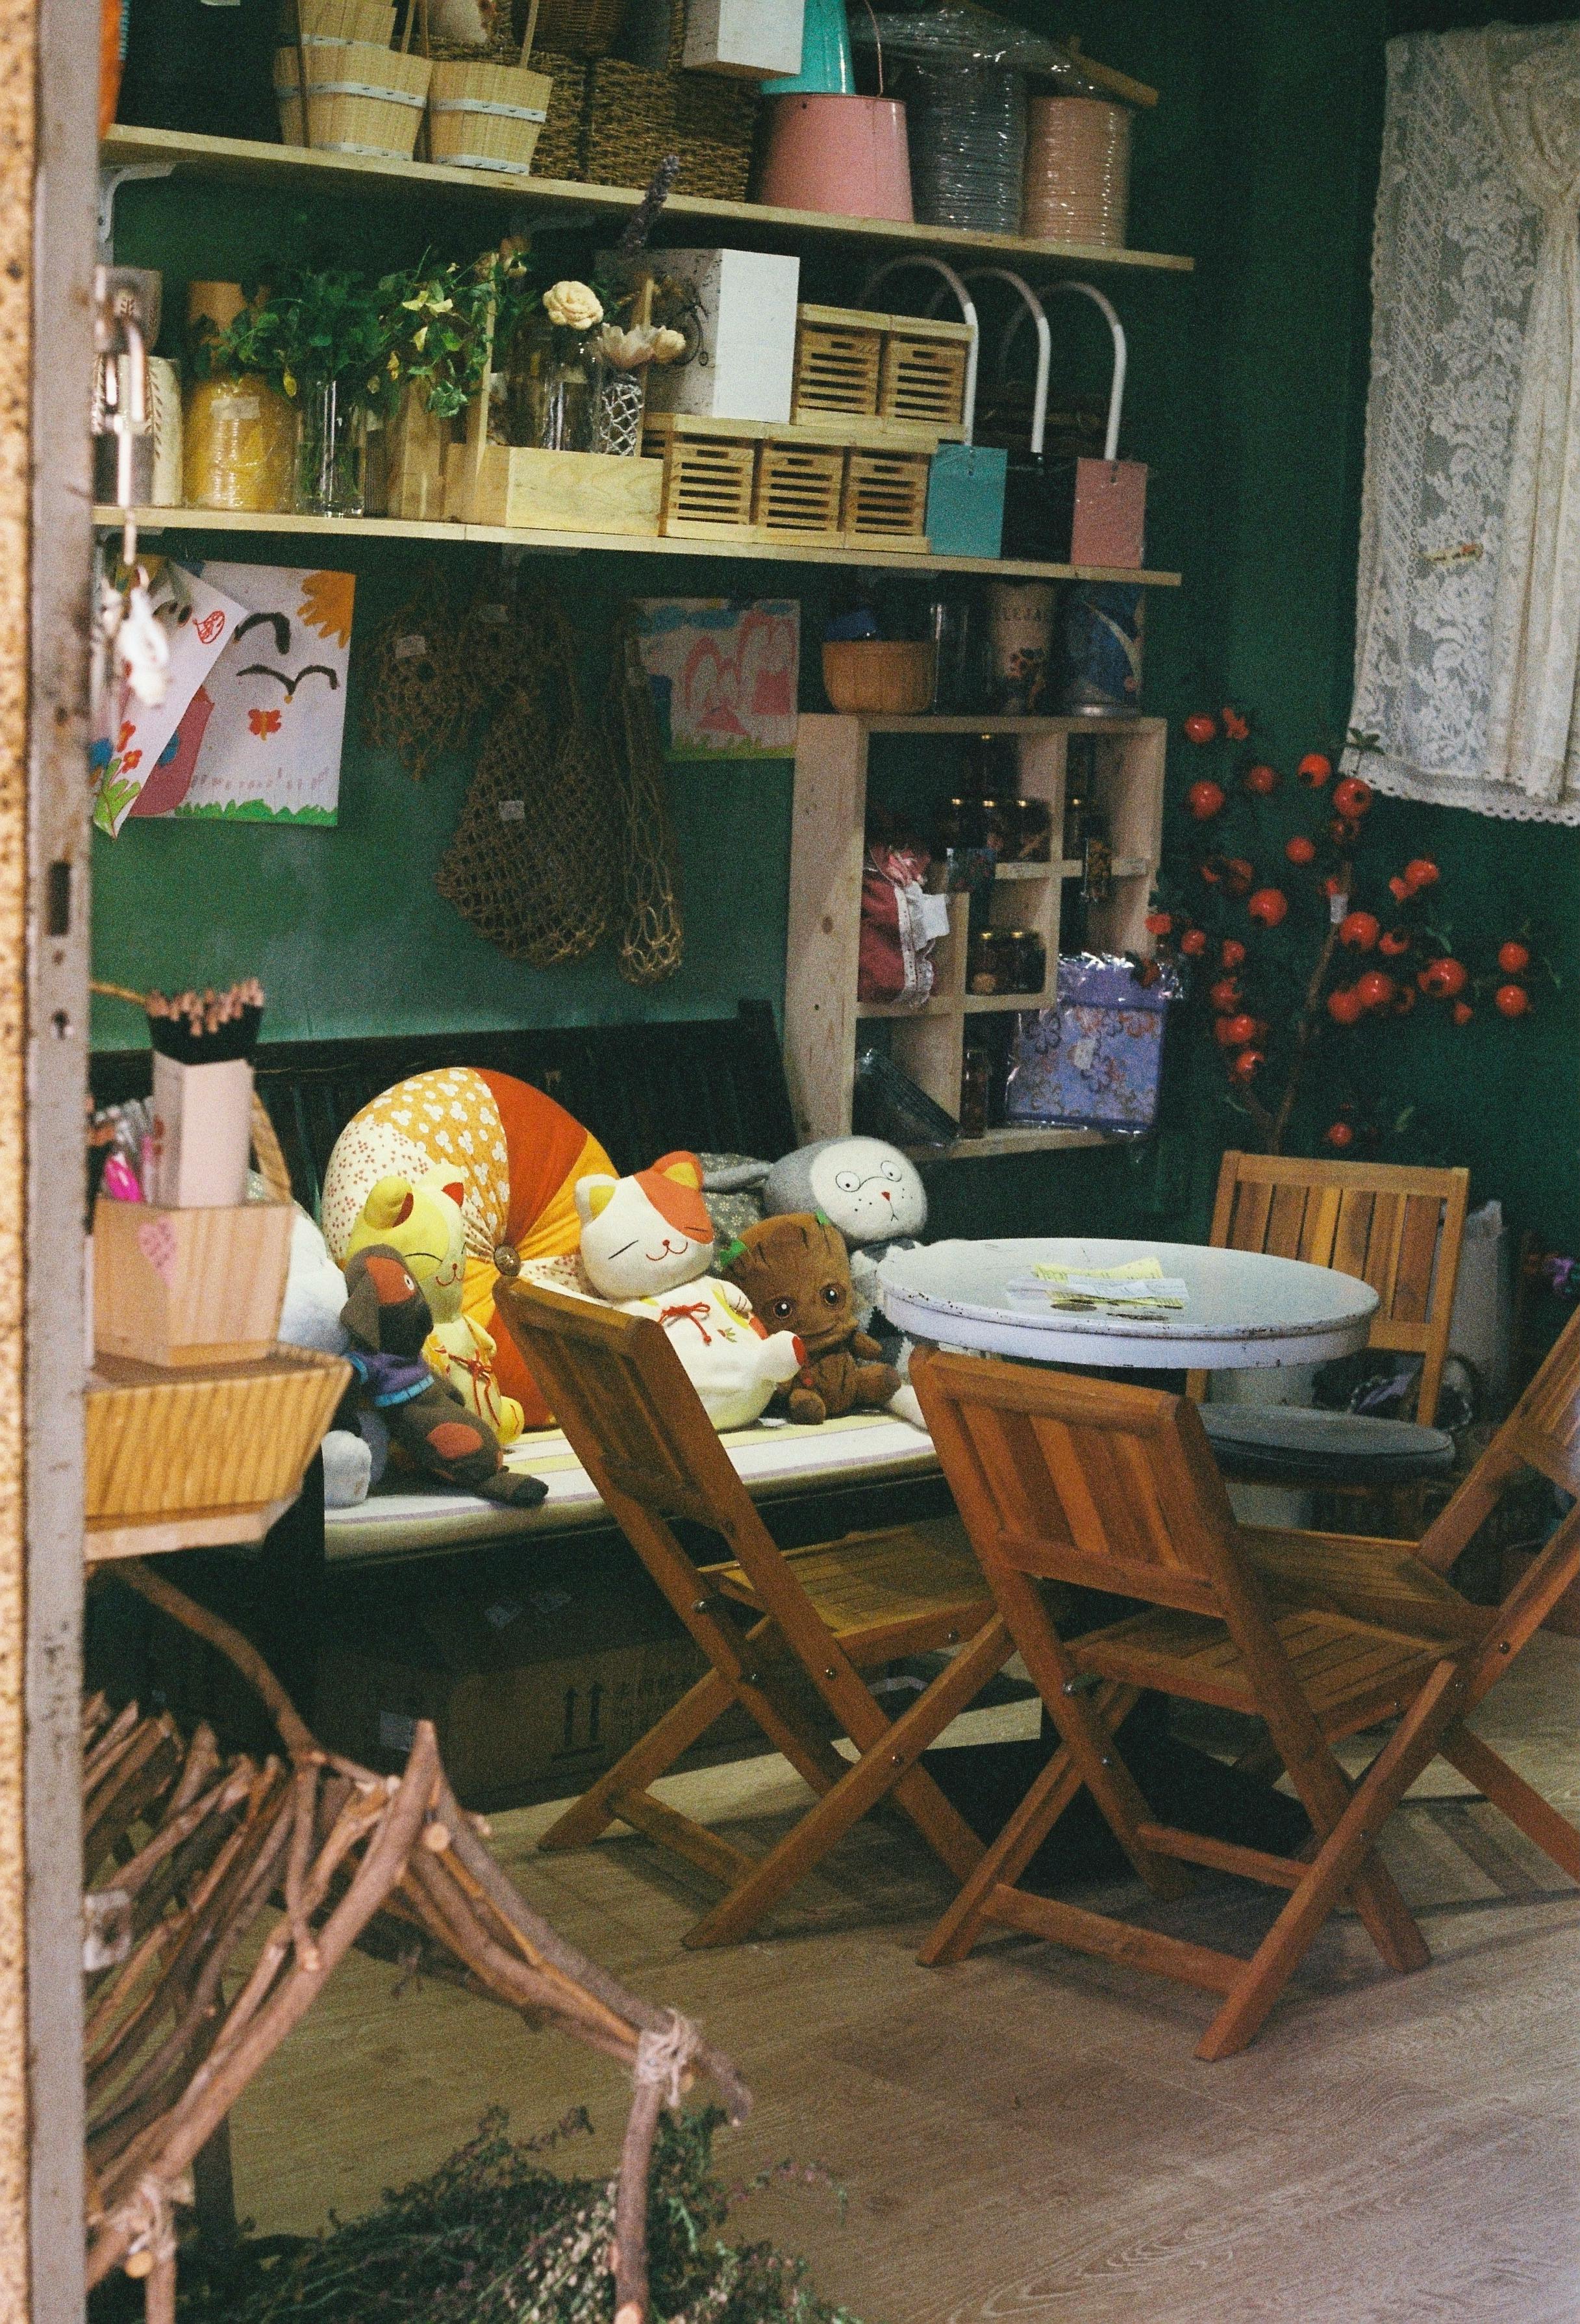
[959,1047,990,1139]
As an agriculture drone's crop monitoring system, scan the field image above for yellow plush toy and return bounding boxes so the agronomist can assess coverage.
[344,1167,525,1445]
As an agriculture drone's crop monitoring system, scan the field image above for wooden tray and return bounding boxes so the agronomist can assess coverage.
[85,1346,349,1561]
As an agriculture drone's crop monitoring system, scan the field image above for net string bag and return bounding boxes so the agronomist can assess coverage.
[610,618,684,985]
[436,585,618,965]
[362,566,472,780]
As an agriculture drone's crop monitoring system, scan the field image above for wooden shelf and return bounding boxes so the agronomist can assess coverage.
[94,505,1183,585]
[102,123,1194,277]
[909,1126,1110,1161]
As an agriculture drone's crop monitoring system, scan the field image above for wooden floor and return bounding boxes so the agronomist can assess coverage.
[230,1635,1580,2323]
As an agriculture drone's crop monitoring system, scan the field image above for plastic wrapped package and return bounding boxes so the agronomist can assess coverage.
[182,375,299,513]
[1004,954,1180,1135]
[851,5,1090,234]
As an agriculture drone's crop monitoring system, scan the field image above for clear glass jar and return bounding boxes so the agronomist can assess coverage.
[182,372,298,512]
[299,379,367,518]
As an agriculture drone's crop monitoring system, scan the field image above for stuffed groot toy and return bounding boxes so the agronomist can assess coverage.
[720,1212,900,1425]
[338,1245,547,1508]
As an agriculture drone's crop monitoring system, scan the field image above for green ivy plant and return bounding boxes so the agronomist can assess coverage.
[193,261,403,410]
[384,242,538,420]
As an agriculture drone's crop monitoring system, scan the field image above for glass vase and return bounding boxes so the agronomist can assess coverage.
[504,317,594,452]
[298,379,367,518]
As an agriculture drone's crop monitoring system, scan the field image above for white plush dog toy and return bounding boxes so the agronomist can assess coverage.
[277,1205,377,1508]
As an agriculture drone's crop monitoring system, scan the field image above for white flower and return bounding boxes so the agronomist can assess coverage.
[595,323,658,371]
[543,279,603,331]
[649,327,687,365]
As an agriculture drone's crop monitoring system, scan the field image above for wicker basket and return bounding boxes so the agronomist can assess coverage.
[426,56,550,173]
[531,0,623,54]
[527,45,585,175]
[275,36,431,156]
[297,0,396,40]
[579,6,757,197]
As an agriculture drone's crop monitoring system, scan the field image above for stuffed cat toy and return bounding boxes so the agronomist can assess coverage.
[720,1213,901,1425]
[345,1168,525,1445]
[575,1150,803,1432]
[338,1246,546,1508]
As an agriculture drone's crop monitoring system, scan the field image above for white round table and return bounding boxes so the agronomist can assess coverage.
[877,1236,1378,1372]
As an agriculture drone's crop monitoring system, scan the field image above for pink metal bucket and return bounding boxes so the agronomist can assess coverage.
[756,95,914,221]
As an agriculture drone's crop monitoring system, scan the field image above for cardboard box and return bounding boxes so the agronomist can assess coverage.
[642,248,801,426]
[683,0,804,79]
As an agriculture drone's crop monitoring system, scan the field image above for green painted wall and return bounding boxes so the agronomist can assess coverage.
[92,0,1579,1253]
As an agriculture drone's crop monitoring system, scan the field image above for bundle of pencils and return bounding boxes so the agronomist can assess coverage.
[145,979,265,1066]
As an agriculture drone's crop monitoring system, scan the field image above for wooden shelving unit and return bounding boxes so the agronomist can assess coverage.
[784,714,1166,1159]
[92,503,1183,587]
[103,124,1195,279]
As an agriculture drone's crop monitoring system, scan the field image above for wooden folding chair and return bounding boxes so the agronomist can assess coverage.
[909,1346,1476,2058]
[495,1279,1015,1949]
[1188,1154,1470,1504]
[1240,1303,1580,1888]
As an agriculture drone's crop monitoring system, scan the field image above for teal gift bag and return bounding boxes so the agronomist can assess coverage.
[926,443,1007,559]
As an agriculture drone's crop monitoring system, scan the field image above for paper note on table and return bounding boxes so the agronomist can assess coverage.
[1005,1257,1190,1316]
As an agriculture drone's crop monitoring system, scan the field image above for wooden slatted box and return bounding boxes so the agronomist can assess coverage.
[880,326,972,435]
[642,417,757,537]
[753,441,846,539]
[792,306,883,421]
[843,451,931,551]
[793,305,972,438]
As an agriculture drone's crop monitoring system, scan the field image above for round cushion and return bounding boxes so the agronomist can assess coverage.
[322,1067,612,1428]
[1199,1402,1456,1486]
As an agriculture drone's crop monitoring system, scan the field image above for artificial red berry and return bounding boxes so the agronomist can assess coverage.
[1187,779,1226,819]
[1355,968,1395,1009]
[1244,762,1278,795]
[1393,985,1417,1017]
[1388,875,1411,902]
[1231,1048,1264,1081]
[1322,875,1348,900]
[1214,1014,1242,1046]
[1379,929,1411,957]
[1248,887,1288,926]
[1224,856,1255,896]
[1144,909,1173,936]
[1497,939,1530,975]
[1180,926,1208,957]
[1285,834,1316,865]
[1327,987,1364,1025]
[1184,714,1218,745]
[1220,939,1246,969]
[1324,1120,1355,1149]
[1298,752,1333,786]
[1403,859,1439,890]
[1222,707,1250,740]
[1223,1013,1257,1046]
[1451,1000,1474,1026]
[1494,983,1531,1018]
[1329,819,1361,848]
[1333,776,1373,818]
[1338,911,1379,951]
[1418,957,1469,998]
[1200,858,1224,886]
[1209,978,1242,1013]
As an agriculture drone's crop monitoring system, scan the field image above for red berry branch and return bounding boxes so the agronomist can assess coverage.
[1145,706,1552,1156]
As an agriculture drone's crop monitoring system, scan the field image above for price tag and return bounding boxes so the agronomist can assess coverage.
[498,798,525,822]
[394,633,427,661]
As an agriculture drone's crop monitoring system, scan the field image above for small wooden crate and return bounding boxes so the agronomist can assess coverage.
[445,439,662,534]
[85,1346,350,1558]
[754,440,846,539]
[94,1196,292,1368]
[843,451,931,551]
[643,419,757,537]
[792,308,883,422]
[880,328,971,435]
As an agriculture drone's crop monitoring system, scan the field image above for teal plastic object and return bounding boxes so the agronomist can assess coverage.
[762,0,853,95]
[925,444,1007,561]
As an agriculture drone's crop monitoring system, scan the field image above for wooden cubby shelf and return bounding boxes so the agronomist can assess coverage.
[103,124,1195,277]
[784,714,1166,1157]
[92,505,1182,587]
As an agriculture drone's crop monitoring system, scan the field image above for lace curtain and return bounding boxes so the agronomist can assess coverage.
[1347,23,1580,824]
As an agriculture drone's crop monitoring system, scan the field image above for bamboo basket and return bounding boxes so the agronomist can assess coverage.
[298,0,395,40]
[532,0,623,53]
[274,37,431,158]
[426,56,551,173]
[85,1346,349,1543]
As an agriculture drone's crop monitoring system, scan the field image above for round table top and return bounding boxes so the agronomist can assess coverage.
[877,1236,1379,1371]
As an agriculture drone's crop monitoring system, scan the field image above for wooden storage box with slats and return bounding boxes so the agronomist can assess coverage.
[643,410,934,550]
[643,422,758,538]
[844,451,933,551]
[753,440,846,540]
[792,305,971,438]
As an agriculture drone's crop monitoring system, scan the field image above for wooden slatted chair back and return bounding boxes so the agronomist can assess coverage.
[1414,1302,1580,1576]
[495,1279,762,1547]
[1189,1152,1470,1421]
[910,1351,1250,1619]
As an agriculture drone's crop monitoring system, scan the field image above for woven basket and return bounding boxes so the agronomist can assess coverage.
[527,46,585,175]
[579,6,757,197]
[274,37,431,156]
[297,0,395,40]
[531,0,623,54]
[426,57,550,173]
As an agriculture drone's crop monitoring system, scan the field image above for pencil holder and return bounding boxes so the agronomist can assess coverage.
[93,1195,294,1367]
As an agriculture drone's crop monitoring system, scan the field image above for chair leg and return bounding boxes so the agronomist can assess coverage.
[1198,1660,1468,2060]
[920,1683,1138,1967]
[538,1666,738,1852]
[1438,1721,1580,1883]
[681,1622,1009,1950]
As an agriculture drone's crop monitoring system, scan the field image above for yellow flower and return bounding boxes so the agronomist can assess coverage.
[543,279,603,331]
[298,570,354,648]
[413,325,429,351]
[282,370,297,397]
[649,327,687,365]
